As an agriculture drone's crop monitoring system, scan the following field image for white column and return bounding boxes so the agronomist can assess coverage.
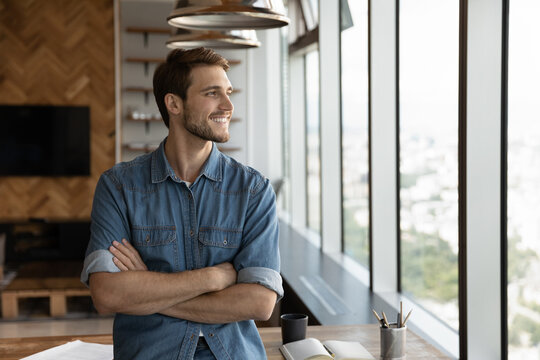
[289,55,308,229]
[370,0,398,292]
[319,0,342,253]
[466,0,503,358]
[247,29,283,180]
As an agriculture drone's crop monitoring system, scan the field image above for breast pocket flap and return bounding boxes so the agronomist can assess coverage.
[199,228,242,249]
[132,226,176,247]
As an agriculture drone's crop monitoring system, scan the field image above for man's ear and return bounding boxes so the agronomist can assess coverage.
[164,93,183,115]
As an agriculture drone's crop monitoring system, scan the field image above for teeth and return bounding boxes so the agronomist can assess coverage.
[211,117,228,123]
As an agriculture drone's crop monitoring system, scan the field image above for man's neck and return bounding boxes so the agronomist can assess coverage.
[164,133,213,183]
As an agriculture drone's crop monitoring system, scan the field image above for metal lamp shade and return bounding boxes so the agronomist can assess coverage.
[166,29,260,49]
[167,0,289,30]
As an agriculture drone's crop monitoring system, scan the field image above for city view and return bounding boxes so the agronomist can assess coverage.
[305,0,540,357]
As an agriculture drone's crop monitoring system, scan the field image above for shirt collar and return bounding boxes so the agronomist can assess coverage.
[151,138,222,184]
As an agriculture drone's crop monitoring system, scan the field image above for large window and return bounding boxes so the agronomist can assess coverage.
[398,0,459,330]
[508,1,540,358]
[341,0,370,267]
[305,49,321,234]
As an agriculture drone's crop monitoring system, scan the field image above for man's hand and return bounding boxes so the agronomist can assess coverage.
[110,239,237,290]
[110,239,148,271]
[211,262,237,289]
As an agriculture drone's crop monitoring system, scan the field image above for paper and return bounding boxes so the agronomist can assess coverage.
[323,340,375,360]
[21,340,113,360]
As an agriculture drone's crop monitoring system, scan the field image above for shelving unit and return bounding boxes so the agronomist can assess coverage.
[119,0,249,164]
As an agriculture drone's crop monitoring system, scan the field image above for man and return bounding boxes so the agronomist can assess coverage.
[81,47,283,360]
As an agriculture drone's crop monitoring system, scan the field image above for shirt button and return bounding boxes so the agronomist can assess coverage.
[188,193,192,199]
[190,230,194,237]
[223,238,228,245]
[209,333,214,337]
[145,235,150,243]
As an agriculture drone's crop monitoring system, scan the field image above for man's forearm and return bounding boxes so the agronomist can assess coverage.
[160,283,277,323]
[89,266,234,315]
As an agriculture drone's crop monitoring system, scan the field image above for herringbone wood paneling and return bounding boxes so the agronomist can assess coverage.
[0,0,115,220]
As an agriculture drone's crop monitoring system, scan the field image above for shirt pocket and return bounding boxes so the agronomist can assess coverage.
[198,227,242,267]
[131,225,178,272]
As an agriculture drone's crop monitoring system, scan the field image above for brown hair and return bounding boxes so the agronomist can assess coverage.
[153,47,230,128]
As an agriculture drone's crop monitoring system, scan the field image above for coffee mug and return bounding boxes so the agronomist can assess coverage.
[280,313,308,344]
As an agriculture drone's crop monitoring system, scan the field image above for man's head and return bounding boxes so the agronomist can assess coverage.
[153,47,230,129]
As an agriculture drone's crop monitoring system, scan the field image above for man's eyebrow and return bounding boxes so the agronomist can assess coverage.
[200,85,233,92]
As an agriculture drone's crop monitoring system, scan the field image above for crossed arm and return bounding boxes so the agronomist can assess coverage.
[88,239,277,323]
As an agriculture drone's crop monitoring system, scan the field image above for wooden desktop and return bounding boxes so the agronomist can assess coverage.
[0,324,450,359]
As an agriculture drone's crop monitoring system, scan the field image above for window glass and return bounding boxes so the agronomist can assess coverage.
[399,0,459,330]
[508,1,540,358]
[305,50,321,235]
[341,0,370,267]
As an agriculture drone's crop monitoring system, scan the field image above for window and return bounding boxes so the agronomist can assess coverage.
[305,49,321,234]
[398,0,459,330]
[341,0,370,267]
[507,1,540,358]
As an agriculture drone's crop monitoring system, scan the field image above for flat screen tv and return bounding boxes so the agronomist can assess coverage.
[0,105,90,176]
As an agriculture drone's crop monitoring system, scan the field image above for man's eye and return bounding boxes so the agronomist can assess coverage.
[206,91,217,96]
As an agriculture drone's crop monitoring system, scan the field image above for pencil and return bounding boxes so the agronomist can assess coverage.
[403,309,413,326]
[382,311,390,328]
[372,309,382,322]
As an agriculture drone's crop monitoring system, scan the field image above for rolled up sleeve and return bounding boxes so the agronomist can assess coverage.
[234,178,283,301]
[81,172,130,287]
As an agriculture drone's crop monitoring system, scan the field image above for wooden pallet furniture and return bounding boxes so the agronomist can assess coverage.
[1,261,90,319]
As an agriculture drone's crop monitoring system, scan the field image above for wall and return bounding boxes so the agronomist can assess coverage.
[0,0,116,221]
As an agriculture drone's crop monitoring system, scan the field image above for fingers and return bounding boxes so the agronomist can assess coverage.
[113,256,129,271]
[109,239,148,271]
[213,262,237,288]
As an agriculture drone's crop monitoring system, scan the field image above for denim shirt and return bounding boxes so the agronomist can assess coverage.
[81,139,283,360]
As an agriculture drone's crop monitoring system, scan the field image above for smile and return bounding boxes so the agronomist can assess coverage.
[210,116,229,123]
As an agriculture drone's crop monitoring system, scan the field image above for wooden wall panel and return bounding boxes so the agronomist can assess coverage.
[0,0,115,221]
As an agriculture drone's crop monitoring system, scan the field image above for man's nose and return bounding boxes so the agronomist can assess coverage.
[220,95,234,111]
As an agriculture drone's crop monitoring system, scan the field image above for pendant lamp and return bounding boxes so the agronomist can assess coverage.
[166,28,260,49]
[167,0,289,30]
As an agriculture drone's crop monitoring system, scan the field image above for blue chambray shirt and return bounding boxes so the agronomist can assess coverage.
[81,139,283,360]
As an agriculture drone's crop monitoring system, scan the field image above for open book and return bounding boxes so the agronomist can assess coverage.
[279,338,375,360]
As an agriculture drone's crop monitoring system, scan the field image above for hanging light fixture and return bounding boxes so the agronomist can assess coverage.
[166,28,260,49]
[167,0,289,30]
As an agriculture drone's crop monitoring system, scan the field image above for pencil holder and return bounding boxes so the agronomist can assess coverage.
[380,324,406,360]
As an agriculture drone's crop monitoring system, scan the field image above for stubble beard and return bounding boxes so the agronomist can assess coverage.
[182,105,230,143]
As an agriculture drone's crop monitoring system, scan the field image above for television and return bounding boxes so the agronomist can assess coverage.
[0,105,90,176]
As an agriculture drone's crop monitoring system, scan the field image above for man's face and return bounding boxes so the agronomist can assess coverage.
[181,65,234,143]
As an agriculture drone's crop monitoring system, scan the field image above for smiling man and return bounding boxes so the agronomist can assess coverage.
[81,48,283,360]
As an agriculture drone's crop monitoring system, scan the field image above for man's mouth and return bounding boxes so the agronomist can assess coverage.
[210,115,229,123]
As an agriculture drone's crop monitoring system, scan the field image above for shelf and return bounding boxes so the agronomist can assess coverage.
[126,115,239,123]
[125,57,241,66]
[123,143,159,153]
[126,27,171,35]
[124,87,241,94]
[217,146,242,153]
[123,143,241,154]
[125,57,165,64]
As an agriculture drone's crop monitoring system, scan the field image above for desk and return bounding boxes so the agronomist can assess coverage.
[0,324,450,359]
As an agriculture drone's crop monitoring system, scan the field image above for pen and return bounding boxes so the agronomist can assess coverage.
[400,301,403,327]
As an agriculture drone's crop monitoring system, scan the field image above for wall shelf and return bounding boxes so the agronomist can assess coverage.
[125,56,241,67]
[123,143,242,154]
[123,143,159,153]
